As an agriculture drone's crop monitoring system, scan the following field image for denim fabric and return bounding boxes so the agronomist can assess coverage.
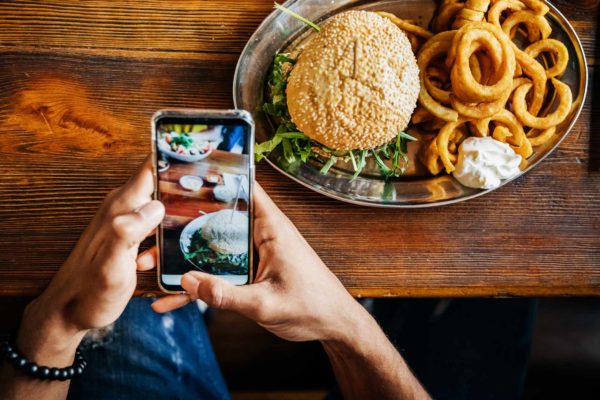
[68,298,230,400]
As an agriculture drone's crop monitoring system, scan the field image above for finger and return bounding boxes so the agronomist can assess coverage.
[253,183,284,220]
[123,156,155,199]
[252,183,294,248]
[111,200,165,249]
[136,246,157,271]
[151,294,191,314]
[181,271,263,318]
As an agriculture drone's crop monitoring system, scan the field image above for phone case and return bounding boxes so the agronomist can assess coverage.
[151,109,255,294]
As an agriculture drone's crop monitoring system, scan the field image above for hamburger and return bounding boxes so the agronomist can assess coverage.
[256,10,420,178]
[184,210,248,274]
[201,210,248,255]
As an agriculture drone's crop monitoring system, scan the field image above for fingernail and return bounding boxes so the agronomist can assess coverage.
[181,273,199,291]
[139,201,164,222]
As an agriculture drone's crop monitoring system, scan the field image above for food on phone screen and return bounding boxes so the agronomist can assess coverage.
[157,159,170,172]
[202,210,248,255]
[214,185,236,203]
[165,133,212,156]
[205,173,222,184]
[158,126,223,163]
[179,175,204,192]
[184,210,249,274]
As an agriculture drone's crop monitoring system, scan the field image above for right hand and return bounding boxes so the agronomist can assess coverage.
[152,184,368,343]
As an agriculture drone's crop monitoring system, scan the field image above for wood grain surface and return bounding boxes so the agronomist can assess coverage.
[0,0,598,297]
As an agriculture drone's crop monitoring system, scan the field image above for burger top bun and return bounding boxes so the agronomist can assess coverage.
[286,10,420,151]
[201,210,248,255]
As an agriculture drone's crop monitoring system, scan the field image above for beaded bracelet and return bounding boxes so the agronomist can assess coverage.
[1,340,87,381]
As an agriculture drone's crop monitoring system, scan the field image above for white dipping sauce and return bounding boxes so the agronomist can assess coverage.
[453,137,522,190]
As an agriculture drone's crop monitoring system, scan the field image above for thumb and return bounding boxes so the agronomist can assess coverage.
[111,200,165,248]
[181,271,262,318]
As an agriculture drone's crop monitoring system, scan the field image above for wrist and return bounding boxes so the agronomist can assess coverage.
[321,300,379,349]
[16,298,87,368]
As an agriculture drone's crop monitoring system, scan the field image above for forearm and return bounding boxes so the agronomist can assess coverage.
[322,307,430,400]
[0,299,86,400]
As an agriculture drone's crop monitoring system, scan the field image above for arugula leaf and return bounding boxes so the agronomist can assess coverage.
[263,52,296,121]
[393,131,402,171]
[262,103,286,117]
[273,53,296,66]
[381,143,391,159]
[351,150,368,181]
[255,135,283,162]
[370,131,417,179]
[274,3,321,32]
[371,150,392,176]
[296,139,313,162]
[398,132,415,156]
[320,155,337,174]
[282,138,296,164]
[349,150,358,171]
[276,132,308,139]
[399,131,418,141]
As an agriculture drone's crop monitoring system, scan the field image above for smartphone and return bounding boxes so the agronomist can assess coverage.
[152,109,254,293]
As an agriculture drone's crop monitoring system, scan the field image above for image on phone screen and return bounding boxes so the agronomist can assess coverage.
[155,115,252,290]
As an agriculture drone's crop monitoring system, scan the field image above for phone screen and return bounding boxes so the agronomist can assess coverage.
[154,111,253,292]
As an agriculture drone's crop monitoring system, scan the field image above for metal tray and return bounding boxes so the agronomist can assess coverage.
[233,0,587,208]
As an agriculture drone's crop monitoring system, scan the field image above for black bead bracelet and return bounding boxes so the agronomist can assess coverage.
[1,340,86,381]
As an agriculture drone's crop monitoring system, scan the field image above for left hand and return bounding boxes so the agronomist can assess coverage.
[17,157,164,365]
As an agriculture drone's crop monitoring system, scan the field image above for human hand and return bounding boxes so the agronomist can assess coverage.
[152,184,368,343]
[17,158,164,365]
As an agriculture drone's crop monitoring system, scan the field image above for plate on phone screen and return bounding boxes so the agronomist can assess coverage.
[180,210,249,279]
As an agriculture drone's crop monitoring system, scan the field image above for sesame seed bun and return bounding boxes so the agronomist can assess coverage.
[202,210,248,255]
[286,10,420,151]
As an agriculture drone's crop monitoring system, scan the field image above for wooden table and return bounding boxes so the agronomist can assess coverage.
[0,0,598,298]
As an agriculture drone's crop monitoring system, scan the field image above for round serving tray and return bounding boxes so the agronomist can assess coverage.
[233,0,587,208]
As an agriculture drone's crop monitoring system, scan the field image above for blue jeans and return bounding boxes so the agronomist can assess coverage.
[68,298,230,400]
[68,298,535,399]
